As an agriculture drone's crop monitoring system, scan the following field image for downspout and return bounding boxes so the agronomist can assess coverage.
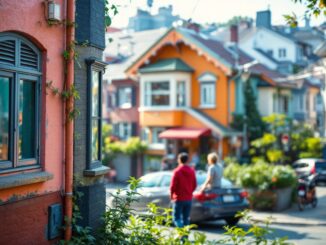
[64,0,75,241]
[227,71,241,125]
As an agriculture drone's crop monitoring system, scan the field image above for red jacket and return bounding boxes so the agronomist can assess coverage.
[170,165,197,201]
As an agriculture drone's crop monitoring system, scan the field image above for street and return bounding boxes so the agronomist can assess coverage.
[194,186,326,245]
[106,185,326,244]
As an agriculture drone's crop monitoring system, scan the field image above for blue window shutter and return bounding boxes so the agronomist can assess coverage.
[115,90,120,107]
[131,123,137,136]
[131,86,137,107]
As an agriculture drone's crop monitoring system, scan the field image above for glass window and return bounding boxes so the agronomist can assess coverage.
[0,77,9,162]
[91,70,101,162]
[144,81,170,106]
[152,127,165,144]
[118,87,132,108]
[143,156,161,174]
[118,122,132,141]
[200,82,215,106]
[0,34,41,173]
[278,48,286,58]
[139,173,162,187]
[160,175,171,187]
[18,79,36,161]
[176,81,186,107]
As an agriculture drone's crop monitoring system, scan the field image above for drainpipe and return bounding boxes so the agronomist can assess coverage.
[227,71,241,125]
[64,0,75,241]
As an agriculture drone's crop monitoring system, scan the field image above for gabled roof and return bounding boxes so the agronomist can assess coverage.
[139,58,194,73]
[124,27,288,87]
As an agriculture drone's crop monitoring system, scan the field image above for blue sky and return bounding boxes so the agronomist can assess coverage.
[110,0,325,28]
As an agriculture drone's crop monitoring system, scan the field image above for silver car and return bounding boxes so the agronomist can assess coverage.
[107,171,249,226]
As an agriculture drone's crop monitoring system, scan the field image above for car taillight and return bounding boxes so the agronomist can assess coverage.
[240,191,248,198]
[310,165,316,174]
[193,192,218,202]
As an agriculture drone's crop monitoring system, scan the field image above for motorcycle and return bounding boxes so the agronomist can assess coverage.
[297,174,317,211]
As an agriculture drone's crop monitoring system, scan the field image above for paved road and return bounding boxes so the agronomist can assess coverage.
[194,187,326,245]
[106,184,326,244]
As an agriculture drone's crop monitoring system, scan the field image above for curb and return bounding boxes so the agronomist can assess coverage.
[250,215,326,226]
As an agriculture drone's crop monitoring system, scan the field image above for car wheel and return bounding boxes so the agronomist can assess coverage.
[224,217,240,226]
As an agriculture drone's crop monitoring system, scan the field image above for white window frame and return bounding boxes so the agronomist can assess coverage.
[150,127,165,150]
[198,72,217,108]
[118,122,132,141]
[118,86,132,109]
[176,80,186,107]
[200,82,216,108]
[144,81,170,107]
[278,48,287,58]
[140,73,191,110]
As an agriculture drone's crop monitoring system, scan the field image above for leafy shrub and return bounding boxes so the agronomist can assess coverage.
[224,162,297,191]
[223,162,243,184]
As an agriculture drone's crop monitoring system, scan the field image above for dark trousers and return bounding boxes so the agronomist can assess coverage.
[172,200,192,228]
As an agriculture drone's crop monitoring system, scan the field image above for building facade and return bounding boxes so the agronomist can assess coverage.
[0,1,66,243]
[0,0,109,243]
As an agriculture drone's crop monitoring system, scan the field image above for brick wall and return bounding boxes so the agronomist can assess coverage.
[0,192,62,245]
[76,0,105,49]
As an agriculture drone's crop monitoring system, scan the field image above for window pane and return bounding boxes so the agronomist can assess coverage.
[0,77,10,161]
[91,119,99,161]
[18,79,36,160]
[177,81,186,107]
[145,81,170,106]
[92,71,99,117]
[119,87,132,108]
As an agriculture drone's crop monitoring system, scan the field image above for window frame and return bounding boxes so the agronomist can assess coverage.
[144,81,170,107]
[200,82,216,107]
[118,86,132,109]
[0,33,41,174]
[85,58,107,170]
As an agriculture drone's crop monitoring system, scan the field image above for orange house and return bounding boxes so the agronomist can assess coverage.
[126,28,246,172]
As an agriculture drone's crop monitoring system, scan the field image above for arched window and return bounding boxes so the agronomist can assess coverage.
[0,33,41,173]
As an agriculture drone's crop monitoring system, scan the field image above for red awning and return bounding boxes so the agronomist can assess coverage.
[159,127,211,139]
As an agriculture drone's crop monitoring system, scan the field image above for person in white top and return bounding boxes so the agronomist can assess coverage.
[199,152,223,192]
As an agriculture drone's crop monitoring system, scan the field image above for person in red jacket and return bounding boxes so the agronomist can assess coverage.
[170,152,197,228]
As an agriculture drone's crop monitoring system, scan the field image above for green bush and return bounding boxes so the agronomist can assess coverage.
[224,162,297,191]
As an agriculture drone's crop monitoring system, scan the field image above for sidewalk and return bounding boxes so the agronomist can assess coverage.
[250,187,326,226]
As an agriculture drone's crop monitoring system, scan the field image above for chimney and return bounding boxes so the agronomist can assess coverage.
[230,25,238,43]
[256,10,271,29]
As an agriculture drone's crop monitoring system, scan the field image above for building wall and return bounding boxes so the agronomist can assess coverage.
[0,0,65,202]
[257,88,274,116]
[148,43,231,127]
[242,28,297,63]
[0,1,65,242]
[0,192,62,244]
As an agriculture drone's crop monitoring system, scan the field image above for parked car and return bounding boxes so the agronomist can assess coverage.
[293,158,326,185]
[107,170,249,226]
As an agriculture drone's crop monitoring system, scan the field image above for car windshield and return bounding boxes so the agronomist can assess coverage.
[139,173,161,187]
[293,162,309,169]
[138,171,233,188]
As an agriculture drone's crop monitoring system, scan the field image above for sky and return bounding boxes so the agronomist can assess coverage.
[109,0,325,28]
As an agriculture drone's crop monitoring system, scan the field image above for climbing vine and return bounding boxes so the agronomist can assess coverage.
[46,81,80,121]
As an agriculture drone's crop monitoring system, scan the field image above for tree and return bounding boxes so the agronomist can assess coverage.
[244,80,265,141]
[285,0,326,27]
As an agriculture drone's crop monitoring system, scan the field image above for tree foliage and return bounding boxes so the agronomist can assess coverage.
[285,0,326,27]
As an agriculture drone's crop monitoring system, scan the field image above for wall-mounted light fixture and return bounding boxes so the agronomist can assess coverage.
[47,1,61,21]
